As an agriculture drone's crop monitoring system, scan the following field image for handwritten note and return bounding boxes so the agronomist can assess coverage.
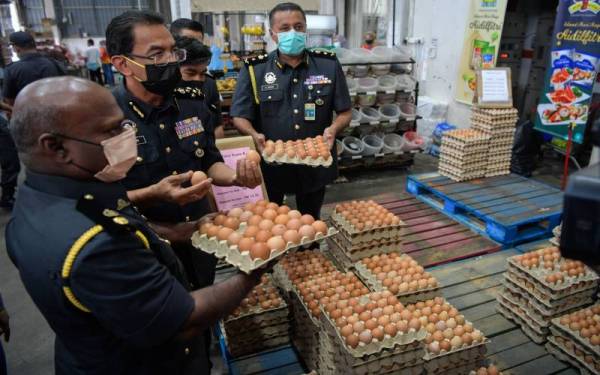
[212,147,264,211]
[481,70,510,103]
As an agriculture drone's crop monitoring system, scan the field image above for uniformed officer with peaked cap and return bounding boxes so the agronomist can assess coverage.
[6,76,261,375]
[231,2,352,219]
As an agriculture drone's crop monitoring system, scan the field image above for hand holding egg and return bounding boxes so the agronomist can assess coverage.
[154,170,213,206]
[233,153,263,188]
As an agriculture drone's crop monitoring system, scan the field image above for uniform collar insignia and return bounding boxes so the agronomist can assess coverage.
[116,199,130,211]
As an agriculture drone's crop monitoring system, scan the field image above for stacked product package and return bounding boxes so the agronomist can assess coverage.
[546,304,600,374]
[326,200,406,271]
[497,247,599,344]
[438,129,491,182]
[221,275,290,357]
[470,107,518,177]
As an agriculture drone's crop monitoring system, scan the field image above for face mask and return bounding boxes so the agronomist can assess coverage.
[126,57,182,95]
[58,128,138,183]
[365,39,374,45]
[276,30,306,56]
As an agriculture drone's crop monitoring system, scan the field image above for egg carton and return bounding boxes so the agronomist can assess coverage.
[438,163,488,173]
[472,107,518,116]
[496,298,548,344]
[290,294,322,370]
[546,336,599,375]
[438,168,486,182]
[329,213,406,244]
[224,305,289,330]
[497,291,549,334]
[328,234,402,260]
[470,119,517,128]
[439,159,489,170]
[439,152,489,162]
[423,344,488,374]
[262,150,333,168]
[550,330,600,368]
[427,359,487,375]
[502,277,594,317]
[507,256,600,299]
[353,261,440,303]
[191,226,337,274]
[439,142,490,152]
[225,331,291,358]
[222,322,290,346]
[551,305,600,357]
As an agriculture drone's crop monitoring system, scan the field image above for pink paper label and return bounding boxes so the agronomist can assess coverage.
[212,147,264,211]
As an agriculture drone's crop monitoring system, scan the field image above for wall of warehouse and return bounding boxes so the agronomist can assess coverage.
[411,0,473,128]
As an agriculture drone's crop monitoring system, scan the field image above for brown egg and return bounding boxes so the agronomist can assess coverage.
[243,225,260,238]
[298,225,316,240]
[312,220,328,235]
[250,242,270,260]
[199,223,213,235]
[217,227,234,241]
[224,217,240,230]
[283,230,301,244]
[365,318,378,330]
[213,214,227,226]
[372,327,384,341]
[274,214,289,225]
[432,331,444,342]
[238,237,254,253]
[248,215,263,226]
[191,171,208,185]
[255,230,272,243]
[288,210,302,219]
[346,334,359,348]
[227,232,242,246]
[271,224,287,237]
[384,323,398,337]
[358,329,372,344]
[267,236,286,252]
[286,218,302,230]
[300,214,315,225]
[340,324,353,337]
[258,219,274,231]
[262,209,278,221]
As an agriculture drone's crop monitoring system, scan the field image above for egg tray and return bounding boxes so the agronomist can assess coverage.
[439,159,489,170]
[438,169,485,182]
[439,141,490,152]
[353,261,440,304]
[551,307,600,357]
[496,299,548,344]
[329,213,406,244]
[191,226,337,274]
[289,294,322,370]
[550,330,600,369]
[438,163,488,173]
[502,277,594,317]
[499,288,554,328]
[439,152,490,163]
[472,107,518,117]
[423,344,488,373]
[496,291,549,337]
[546,336,598,375]
[262,151,333,168]
[223,305,290,331]
[427,359,487,375]
[470,119,517,128]
[225,332,291,358]
[222,323,290,347]
[507,257,600,298]
[484,171,510,178]
[328,234,402,261]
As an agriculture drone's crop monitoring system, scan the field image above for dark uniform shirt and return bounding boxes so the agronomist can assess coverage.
[230,49,351,194]
[203,75,223,127]
[6,172,201,375]
[112,83,223,224]
[2,52,65,99]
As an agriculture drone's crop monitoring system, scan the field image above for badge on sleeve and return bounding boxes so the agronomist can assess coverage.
[174,117,204,139]
[304,103,316,121]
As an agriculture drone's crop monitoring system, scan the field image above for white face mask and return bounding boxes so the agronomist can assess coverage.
[94,128,138,182]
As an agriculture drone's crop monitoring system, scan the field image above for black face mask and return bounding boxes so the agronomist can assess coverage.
[140,61,182,95]
[177,79,204,90]
[365,39,374,45]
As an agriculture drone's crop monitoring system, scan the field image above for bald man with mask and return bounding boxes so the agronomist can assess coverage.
[5,77,262,374]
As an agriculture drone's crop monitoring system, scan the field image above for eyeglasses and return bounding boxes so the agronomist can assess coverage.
[127,48,187,67]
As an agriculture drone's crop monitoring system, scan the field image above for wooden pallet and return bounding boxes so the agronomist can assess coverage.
[406,172,563,246]
[428,249,576,375]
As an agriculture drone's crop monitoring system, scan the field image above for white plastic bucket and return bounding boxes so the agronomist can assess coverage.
[371,64,391,76]
[351,108,362,122]
[361,134,384,155]
[399,102,417,118]
[377,75,397,91]
[382,133,405,153]
[359,107,381,123]
[342,136,365,156]
[378,104,401,121]
[401,131,425,151]
[350,48,373,64]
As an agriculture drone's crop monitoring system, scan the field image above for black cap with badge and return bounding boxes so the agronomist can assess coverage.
[9,31,36,48]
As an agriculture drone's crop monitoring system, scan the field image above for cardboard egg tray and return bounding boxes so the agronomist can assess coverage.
[472,107,518,118]
[428,359,487,375]
[443,129,491,143]
[484,170,510,178]
[271,251,338,292]
[546,336,599,375]
[191,226,337,274]
[439,141,490,153]
[502,277,594,317]
[289,291,322,371]
[496,297,548,344]
[507,257,600,300]
[551,305,600,357]
[497,290,549,338]
[550,328,600,368]
[439,170,486,182]
[353,261,440,303]
[328,234,402,262]
[329,212,406,245]
[262,150,333,168]
[224,330,291,358]
[439,151,489,162]
[439,159,489,170]
[470,118,518,128]
[423,343,488,374]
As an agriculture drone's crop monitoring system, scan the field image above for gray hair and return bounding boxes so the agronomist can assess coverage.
[10,102,60,158]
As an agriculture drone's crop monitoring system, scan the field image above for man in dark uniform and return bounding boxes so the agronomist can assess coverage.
[231,2,352,219]
[171,18,225,138]
[0,31,65,209]
[6,76,262,374]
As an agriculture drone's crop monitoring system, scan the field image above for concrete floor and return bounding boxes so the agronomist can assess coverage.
[0,153,564,374]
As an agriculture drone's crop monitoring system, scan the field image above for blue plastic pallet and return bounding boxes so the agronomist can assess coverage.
[406,172,563,246]
[216,324,304,375]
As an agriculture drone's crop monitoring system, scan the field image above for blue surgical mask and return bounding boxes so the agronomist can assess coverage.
[277,30,306,56]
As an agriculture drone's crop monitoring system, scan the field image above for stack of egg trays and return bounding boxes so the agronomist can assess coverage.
[470,108,517,178]
[289,290,322,372]
[438,129,490,182]
[317,304,426,375]
[329,210,407,246]
[428,359,487,375]
[353,259,441,304]
[546,305,600,375]
[326,234,402,269]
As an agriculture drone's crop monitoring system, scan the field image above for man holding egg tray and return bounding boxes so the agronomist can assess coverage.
[231,2,352,219]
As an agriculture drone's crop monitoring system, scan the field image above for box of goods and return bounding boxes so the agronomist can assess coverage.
[354,253,440,303]
[272,250,338,292]
[497,247,599,343]
[289,269,370,371]
[327,200,406,269]
[319,291,426,374]
[192,200,336,273]
[262,136,333,167]
[221,275,290,357]
[546,304,600,374]
[438,129,491,182]
[416,298,489,374]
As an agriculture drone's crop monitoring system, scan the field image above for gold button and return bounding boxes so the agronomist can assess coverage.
[293,94,298,99]
[195,148,204,158]
[184,348,190,355]
[294,109,299,114]
[84,194,94,200]
[113,217,129,225]
[293,78,298,83]
[159,123,165,129]
[166,147,171,153]
[172,171,178,175]
[136,156,143,163]
[294,124,300,130]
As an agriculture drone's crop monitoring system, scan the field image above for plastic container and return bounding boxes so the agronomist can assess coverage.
[371,64,391,76]
[377,75,397,91]
[342,136,364,156]
[378,104,401,121]
[401,131,425,151]
[382,133,405,153]
[372,46,395,63]
[353,65,369,78]
[362,134,383,156]
[351,108,362,123]
[399,102,417,118]
[346,77,358,92]
[359,106,381,123]
[350,48,373,64]
[396,75,416,91]
[357,77,378,92]
[334,47,352,64]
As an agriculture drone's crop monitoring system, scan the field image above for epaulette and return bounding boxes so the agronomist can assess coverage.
[243,54,268,66]
[76,193,135,236]
[308,49,337,59]
[173,86,206,100]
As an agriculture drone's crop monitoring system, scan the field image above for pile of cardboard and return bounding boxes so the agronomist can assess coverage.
[438,129,491,182]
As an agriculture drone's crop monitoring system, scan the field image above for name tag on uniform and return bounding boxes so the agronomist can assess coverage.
[174,117,204,139]
[304,103,316,121]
